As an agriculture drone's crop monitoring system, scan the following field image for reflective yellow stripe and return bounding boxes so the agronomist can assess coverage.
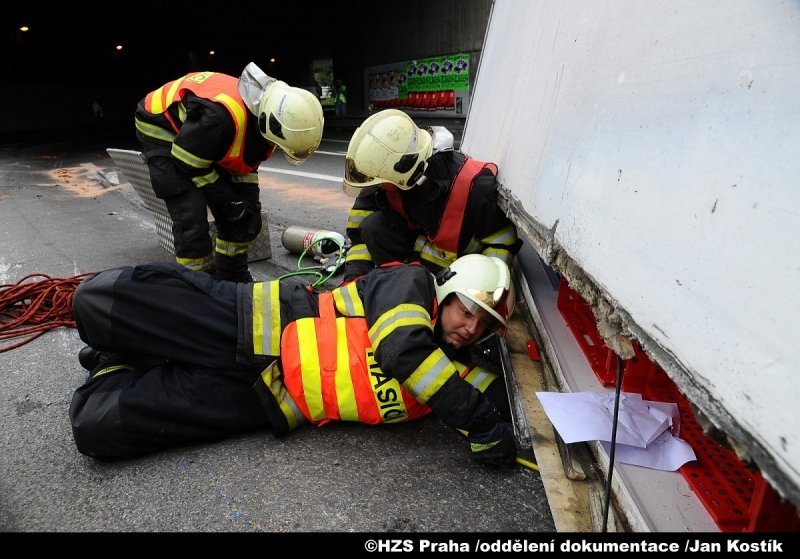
[192,169,219,188]
[260,362,305,430]
[176,254,213,271]
[231,173,260,184]
[171,143,213,169]
[177,102,187,123]
[150,85,165,114]
[471,440,501,453]
[332,282,365,317]
[214,92,246,158]
[482,247,513,265]
[346,209,371,229]
[296,319,325,421]
[93,364,135,378]
[164,78,184,106]
[344,244,373,263]
[403,349,457,404]
[464,366,497,393]
[414,237,456,268]
[215,238,248,257]
[334,318,359,421]
[465,237,483,253]
[368,304,431,350]
[134,118,176,142]
[482,223,517,246]
[252,281,281,355]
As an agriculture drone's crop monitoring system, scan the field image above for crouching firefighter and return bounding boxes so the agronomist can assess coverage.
[69,254,518,466]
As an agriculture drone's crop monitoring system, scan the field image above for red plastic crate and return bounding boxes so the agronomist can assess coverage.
[554,276,799,531]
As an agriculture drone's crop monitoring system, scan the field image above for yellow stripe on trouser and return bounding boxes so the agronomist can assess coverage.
[177,254,214,272]
[252,281,281,356]
[215,238,248,257]
[344,244,373,264]
[93,364,135,378]
[414,236,456,268]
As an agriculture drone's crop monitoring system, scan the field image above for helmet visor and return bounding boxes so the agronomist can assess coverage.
[455,292,505,336]
[344,157,377,186]
[282,147,315,167]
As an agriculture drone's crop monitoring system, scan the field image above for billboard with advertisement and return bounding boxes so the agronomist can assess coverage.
[368,53,470,116]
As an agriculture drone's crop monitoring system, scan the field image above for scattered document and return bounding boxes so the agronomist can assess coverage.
[536,391,696,471]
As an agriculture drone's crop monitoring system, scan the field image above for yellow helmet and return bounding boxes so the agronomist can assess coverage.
[342,109,433,197]
[435,254,516,340]
[258,81,324,166]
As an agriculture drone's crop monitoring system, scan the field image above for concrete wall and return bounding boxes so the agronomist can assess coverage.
[462,0,800,505]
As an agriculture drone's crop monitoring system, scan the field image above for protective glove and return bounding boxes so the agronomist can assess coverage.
[468,421,517,467]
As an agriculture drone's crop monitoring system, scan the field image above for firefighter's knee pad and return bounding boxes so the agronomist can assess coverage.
[253,361,307,436]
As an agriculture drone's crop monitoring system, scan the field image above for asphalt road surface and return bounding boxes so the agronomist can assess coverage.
[0,123,555,533]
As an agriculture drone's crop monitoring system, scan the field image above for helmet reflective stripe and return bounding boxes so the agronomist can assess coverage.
[434,254,515,341]
[257,81,324,166]
[342,109,433,197]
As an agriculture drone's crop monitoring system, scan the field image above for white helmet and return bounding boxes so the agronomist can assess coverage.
[434,254,516,339]
[257,80,324,166]
[342,109,433,197]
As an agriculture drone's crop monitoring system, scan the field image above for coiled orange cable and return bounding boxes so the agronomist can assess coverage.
[0,273,93,353]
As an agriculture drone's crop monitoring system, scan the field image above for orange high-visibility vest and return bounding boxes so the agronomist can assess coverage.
[279,293,431,426]
[386,157,498,253]
[144,71,266,175]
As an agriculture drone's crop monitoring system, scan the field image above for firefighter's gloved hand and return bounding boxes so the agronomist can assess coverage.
[465,397,517,467]
[468,421,517,467]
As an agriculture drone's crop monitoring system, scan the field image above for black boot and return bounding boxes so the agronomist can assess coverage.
[77,346,114,372]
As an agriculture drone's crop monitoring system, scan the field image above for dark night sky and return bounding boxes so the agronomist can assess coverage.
[4,2,343,87]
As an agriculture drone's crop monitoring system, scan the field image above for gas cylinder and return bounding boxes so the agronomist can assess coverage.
[281,226,346,257]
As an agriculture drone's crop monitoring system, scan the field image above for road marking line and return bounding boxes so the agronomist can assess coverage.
[258,167,342,183]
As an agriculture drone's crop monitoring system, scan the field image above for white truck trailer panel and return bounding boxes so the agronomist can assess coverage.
[462,0,800,505]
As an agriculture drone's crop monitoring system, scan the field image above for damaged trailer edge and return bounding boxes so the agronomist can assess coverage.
[463,0,800,531]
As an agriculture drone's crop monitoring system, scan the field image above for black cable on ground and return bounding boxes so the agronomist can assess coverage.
[601,355,624,532]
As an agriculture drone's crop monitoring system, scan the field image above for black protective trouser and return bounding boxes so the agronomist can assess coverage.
[69,262,270,459]
[140,138,262,277]
[69,360,269,459]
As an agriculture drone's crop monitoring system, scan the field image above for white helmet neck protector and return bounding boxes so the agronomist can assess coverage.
[342,109,433,197]
[238,62,276,115]
[434,254,516,341]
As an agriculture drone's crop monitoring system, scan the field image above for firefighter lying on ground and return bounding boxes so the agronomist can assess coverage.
[135,62,324,282]
[342,109,522,282]
[69,254,518,466]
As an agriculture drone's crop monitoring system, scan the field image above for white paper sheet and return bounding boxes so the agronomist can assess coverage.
[535,391,697,471]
